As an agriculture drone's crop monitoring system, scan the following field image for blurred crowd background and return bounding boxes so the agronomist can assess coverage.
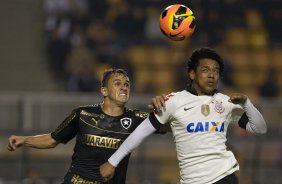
[42,0,282,98]
[0,0,281,184]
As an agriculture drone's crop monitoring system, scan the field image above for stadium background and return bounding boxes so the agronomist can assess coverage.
[0,0,281,183]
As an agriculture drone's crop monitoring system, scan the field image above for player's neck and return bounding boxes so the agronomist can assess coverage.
[189,83,204,96]
[190,83,215,96]
[101,101,125,116]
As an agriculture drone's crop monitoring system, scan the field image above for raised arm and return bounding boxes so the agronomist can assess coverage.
[7,133,59,151]
[229,93,267,134]
[100,118,157,181]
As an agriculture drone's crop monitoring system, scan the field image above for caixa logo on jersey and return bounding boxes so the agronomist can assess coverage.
[186,121,225,133]
[120,118,132,129]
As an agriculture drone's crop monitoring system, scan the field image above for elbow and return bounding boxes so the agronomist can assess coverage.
[248,122,267,135]
[49,141,59,148]
[255,125,267,135]
[47,134,59,148]
[260,121,268,134]
[260,126,267,134]
[49,143,58,148]
[256,129,267,135]
[46,137,59,148]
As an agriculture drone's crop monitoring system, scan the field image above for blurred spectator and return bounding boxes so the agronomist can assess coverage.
[144,6,166,43]
[259,69,279,98]
[44,0,89,79]
[46,31,71,78]
[65,44,100,92]
[42,0,281,96]
[106,0,146,44]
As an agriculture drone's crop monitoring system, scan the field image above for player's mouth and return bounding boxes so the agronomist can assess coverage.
[207,81,214,84]
[207,81,216,87]
[119,92,128,97]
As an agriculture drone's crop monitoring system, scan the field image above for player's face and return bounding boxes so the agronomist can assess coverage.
[102,73,130,105]
[189,58,220,95]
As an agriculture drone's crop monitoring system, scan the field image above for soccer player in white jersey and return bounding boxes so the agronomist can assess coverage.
[99,48,267,184]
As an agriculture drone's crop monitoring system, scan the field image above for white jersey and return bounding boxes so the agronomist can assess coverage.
[155,90,244,184]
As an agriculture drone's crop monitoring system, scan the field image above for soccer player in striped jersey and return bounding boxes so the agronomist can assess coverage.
[100,48,267,184]
[7,68,167,184]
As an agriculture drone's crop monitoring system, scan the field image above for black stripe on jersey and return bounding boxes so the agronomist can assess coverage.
[149,112,162,130]
[238,113,249,129]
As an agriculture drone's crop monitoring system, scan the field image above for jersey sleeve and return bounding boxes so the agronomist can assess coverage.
[133,108,170,134]
[155,93,176,124]
[51,109,79,144]
[228,99,267,133]
[229,102,251,130]
[132,109,149,123]
[149,93,176,129]
[229,103,245,125]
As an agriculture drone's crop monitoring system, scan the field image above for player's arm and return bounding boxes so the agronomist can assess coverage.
[7,133,59,151]
[101,93,175,181]
[7,109,79,151]
[100,116,158,180]
[148,94,167,112]
[148,94,172,133]
[229,93,267,134]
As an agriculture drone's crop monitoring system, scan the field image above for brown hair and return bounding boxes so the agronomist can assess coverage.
[101,68,129,87]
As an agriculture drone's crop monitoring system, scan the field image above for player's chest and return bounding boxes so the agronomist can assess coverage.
[173,98,230,131]
[180,100,227,117]
[78,111,138,135]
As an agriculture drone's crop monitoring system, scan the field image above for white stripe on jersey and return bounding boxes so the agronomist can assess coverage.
[155,90,244,184]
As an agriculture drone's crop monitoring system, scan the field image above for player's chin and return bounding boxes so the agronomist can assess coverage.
[118,97,129,103]
[204,87,216,95]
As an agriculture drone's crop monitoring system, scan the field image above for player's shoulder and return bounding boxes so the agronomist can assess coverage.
[74,104,100,112]
[165,90,186,99]
[215,92,230,100]
[125,108,149,119]
[214,92,233,106]
[165,90,195,102]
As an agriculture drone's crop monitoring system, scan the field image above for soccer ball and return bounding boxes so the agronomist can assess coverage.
[159,4,196,41]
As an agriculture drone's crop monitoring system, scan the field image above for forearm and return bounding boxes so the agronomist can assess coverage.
[243,98,267,134]
[24,134,59,149]
[108,118,157,167]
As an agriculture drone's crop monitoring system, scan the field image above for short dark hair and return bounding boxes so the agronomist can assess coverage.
[187,48,224,75]
[101,68,129,87]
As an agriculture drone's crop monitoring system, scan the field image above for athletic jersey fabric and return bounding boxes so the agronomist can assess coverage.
[51,104,148,183]
[149,90,244,184]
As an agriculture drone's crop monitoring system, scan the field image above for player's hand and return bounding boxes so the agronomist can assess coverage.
[7,135,25,151]
[148,94,166,113]
[228,93,248,104]
[100,161,115,182]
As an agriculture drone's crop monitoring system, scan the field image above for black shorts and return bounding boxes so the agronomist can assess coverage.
[62,172,104,184]
[214,173,239,184]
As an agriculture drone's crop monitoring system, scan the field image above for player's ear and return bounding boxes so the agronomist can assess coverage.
[100,87,108,97]
[189,70,196,80]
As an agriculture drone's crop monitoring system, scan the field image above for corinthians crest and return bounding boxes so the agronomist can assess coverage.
[201,104,210,116]
[214,100,225,114]
[120,118,132,129]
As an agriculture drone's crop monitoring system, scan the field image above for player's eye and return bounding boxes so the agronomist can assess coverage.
[114,81,121,86]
